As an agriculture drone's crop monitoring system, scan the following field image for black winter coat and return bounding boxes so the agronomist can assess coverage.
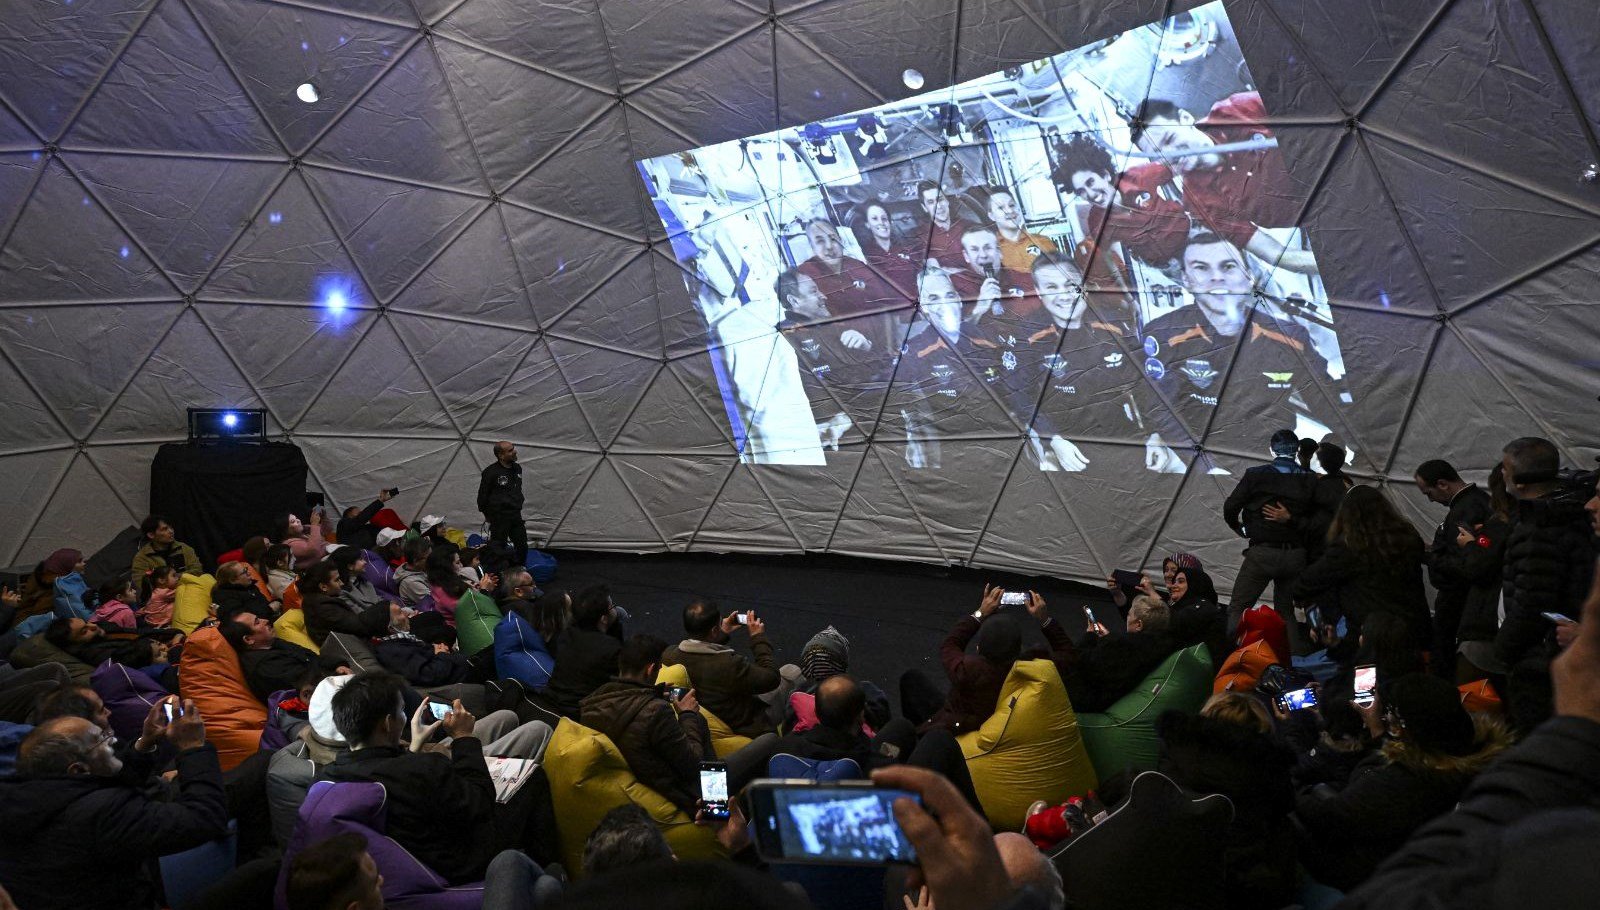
[547,625,624,718]
[1156,710,1299,910]
[579,679,711,812]
[1293,538,1431,645]
[1063,630,1178,713]
[1494,490,1596,667]
[303,587,389,648]
[1336,717,1600,910]
[1222,459,1323,546]
[323,739,496,884]
[1430,516,1509,645]
[1424,485,1494,641]
[240,639,320,703]
[1295,719,1512,891]
[213,582,271,620]
[477,461,524,516]
[0,744,229,909]
[373,632,472,687]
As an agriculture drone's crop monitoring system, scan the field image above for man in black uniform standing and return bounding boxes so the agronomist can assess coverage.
[477,441,526,565]
[1413,459,1494,678]
[1222,428,1330,655]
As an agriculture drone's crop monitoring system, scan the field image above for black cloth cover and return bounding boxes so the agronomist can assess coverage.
[150,443,308,568]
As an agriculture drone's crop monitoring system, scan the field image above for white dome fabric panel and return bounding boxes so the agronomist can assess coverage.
[0,0,1595,596]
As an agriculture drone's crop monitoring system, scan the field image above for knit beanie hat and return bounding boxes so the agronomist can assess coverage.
[41,548,82,576]
[801,626,850,682]
[974,614,1023,666]
[309,674,354,744]
[1386,673,1476,756]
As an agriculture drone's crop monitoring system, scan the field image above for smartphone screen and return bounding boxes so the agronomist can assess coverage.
[750,782,919,865]
[428,701,451,721]
[1111,569,1142,589]
[700,762,730,819]
[162,702,177,723]
[670,686,690,701]
[999,592,1027,606]
[734,612,750,625]
[1278,687,1318,712]
[1353,664,1377,705]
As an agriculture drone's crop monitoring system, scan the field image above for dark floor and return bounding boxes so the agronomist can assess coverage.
[544,549,1120,709]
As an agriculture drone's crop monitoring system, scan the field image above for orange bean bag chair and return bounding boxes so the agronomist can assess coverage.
[1212,640,1281,694]
[178,626,267,771]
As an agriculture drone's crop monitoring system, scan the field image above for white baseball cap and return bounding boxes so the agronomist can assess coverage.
[376,527,405,547]
[418,514,445,532]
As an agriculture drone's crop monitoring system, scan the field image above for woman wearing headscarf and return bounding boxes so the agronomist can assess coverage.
[14,549,87,626]
[1166,565,1227,662]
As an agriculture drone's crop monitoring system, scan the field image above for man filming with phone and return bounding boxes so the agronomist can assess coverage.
[0,696,227,910]
[581,634,712,814]
[664,600,802,738]
[324,670,556,885]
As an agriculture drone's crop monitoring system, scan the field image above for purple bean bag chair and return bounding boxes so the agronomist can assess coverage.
[90,660,170,743]
[274,781,485,910]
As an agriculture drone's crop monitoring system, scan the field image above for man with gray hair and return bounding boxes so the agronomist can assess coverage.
[1066,597,1178,713]
[0,701,228,909]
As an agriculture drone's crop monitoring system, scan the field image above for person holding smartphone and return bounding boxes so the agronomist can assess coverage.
[663,600,798,738]
[580,634,711,814]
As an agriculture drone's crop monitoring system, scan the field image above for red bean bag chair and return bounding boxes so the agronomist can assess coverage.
[178,626,267,771]
[1234,604,1290,666]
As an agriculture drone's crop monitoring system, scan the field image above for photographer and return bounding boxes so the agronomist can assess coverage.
[580,634,711,814]
[663,600,797,738]
[0,698,227,910]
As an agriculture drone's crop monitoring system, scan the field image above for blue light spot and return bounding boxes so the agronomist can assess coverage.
[268,211,283,224]
[339,35,348,45]
[30,151,40,161]
[221,412,239,428]
[119,245,129,259]
[326,289,347,312]
[556,258,566,273]
[812,89,823,99]
[81,196,90,206]
[301,41,310,51]
[315,275,359,319]
[1379,290,1392,309]
[382,48,391,58]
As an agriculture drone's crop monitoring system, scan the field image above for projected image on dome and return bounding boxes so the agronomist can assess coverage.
[638,1,1350,470]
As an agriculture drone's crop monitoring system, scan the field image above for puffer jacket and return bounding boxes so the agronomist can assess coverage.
[579,679,711,813]
[1494,489,1596,666]
[493,611,555,689]
[1432,516,1510,645]
[1296,716,1513,891]
[52,572,91,619]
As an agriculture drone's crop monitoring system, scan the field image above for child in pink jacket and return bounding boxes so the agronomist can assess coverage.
[90,577,138,630]
[138,566,179,628]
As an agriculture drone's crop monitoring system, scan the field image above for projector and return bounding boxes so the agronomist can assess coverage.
[187,408,265,442]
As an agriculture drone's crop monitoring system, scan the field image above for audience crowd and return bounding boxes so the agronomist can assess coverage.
[0,434,1596,910]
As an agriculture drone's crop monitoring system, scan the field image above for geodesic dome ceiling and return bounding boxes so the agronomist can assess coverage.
[0,0,1596,593]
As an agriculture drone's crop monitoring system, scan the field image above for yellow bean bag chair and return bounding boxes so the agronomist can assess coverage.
[958,658,1098,831]
[542,718,724,876]
[273,607,320,653]
[172,573,217,634]
[654,664,754,758]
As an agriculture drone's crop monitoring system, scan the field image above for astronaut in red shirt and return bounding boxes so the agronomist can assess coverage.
[795,219,901,318]
[914,179,976,272]
[1132,92,1318,275]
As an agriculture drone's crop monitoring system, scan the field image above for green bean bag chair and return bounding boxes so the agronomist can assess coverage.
[452,589,502,659]
[1077,644,1213,780]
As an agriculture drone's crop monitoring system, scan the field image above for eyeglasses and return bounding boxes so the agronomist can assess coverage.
[91,728,117,748]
